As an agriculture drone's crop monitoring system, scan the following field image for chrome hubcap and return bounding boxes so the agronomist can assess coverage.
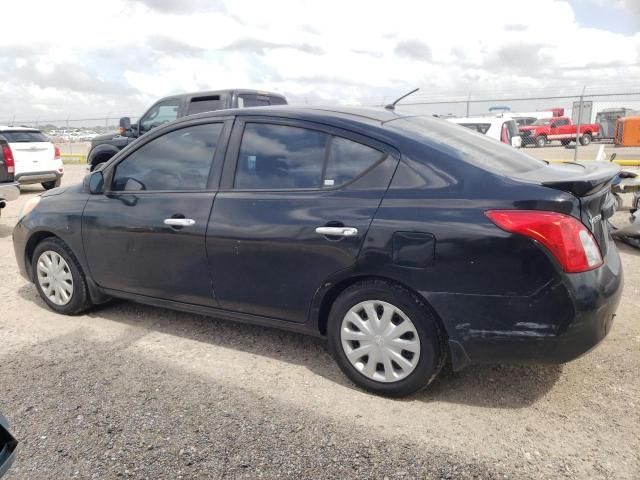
[340,300,421,383]
[36,251,73,306]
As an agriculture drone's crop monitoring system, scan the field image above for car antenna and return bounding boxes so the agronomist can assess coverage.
[385,88,420,110]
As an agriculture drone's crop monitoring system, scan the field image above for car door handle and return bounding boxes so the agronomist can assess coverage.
[163,218,196,227]
[315,226,359,237]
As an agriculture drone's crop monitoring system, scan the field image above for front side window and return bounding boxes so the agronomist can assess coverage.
[112,123,223,192]
[234,124,328,189]
[139,99,180,133]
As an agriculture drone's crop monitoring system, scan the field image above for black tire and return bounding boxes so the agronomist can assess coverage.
[327,279,445,397]
[42,178,61,190]
[561,139,571,146]
[535,136,547,148]
[580,133,592,146]
[32,237,93,315]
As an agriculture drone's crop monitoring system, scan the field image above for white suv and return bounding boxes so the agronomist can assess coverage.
[0,127,64,190]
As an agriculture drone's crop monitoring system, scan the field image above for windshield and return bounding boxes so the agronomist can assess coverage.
[390,116,546,174]
[0,130,49,142]
[532,118,552,126]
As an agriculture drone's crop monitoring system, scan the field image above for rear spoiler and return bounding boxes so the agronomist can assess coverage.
[513,162,620,197]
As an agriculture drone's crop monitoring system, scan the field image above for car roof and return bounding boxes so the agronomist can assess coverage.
[0,126,41,132]
[184,105,413,125]
[161,89,287,101]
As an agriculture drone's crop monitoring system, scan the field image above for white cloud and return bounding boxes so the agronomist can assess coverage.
[0,0,638,122]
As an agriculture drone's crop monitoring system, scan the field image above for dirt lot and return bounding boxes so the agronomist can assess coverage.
[1,165,639,479]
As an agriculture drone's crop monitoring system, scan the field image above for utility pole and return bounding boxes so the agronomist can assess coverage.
[466,91,471,117]
[573,85,586,163]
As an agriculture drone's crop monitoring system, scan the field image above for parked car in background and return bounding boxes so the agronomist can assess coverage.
[520,116,600,147]
[0,137,20,214]
[0,127,63,190]
[87,89,288,170]
[448,115,521,148]
[514,116,537,127]
[13,106,622,396]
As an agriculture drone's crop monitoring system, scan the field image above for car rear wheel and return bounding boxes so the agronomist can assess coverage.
[42,179,61,190]
[327,280,444,397]
[32,237,93,315]
[535,136,547,148]
[580,133,592,146]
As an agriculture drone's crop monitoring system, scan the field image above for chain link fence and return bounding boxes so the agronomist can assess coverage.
[5,86,640,165]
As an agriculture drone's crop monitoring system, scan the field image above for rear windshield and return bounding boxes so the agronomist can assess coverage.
[0,130,48,142]
[187,96,224,115]
[391,116,546,174]
[458,123,491,134]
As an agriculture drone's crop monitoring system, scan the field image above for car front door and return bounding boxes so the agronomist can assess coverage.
[206,118,399,322]
[82,119,231,306]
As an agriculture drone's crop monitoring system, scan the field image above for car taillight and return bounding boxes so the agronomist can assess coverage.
[1,144,15,173]
[485,210,603,273]
[54,144,61,161]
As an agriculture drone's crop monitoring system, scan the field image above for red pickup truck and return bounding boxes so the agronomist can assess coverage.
[519,116,600,147]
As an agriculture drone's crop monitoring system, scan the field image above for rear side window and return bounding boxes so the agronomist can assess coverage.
[112,123,223,191]
[1,131,48,142]
[234,124,327,189]
[393,116,546,174]
[234,123,387,190]
[187,96,224,115]
[324,137,385,187]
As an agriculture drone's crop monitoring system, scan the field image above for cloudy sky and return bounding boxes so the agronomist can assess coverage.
[0,0,639,123]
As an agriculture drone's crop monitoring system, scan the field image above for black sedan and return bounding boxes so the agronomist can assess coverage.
[12,106,623,396]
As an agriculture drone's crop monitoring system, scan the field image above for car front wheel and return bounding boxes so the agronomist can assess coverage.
[327,280,444,397]
[535,136,547,148]
[32,237,93,315]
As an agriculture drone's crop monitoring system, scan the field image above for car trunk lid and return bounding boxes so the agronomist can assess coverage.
[10,142,55,174]
[511,161,619,254]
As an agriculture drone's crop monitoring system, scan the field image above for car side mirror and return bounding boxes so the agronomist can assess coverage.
[119,117,132,137]
[85,171,104,194]
[0,415,18,477]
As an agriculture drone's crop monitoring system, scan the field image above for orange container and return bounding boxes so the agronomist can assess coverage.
[614,116,640,146]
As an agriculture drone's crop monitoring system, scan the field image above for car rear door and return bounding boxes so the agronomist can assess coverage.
[206,117,399,322]
[82,119,232,306]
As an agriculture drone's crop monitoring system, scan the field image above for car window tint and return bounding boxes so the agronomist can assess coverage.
[393,116,546,174]
[140,100,180,133]
[235,124,328,189]
[112,123,223,191]
[187,96,223,115]
[324,137,385,187]
[1,131,48,142]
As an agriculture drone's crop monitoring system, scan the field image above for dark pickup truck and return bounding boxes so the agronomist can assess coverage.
[0,137,20,215]
[87,88,287,170]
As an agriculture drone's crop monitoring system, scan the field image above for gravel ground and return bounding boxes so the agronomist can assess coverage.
[0,165,639,479]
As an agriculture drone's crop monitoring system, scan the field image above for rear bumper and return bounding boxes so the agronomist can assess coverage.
[427,239,624,370]
[16,170,62,185]
[12,220,30,281]
[0,182,19,202]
